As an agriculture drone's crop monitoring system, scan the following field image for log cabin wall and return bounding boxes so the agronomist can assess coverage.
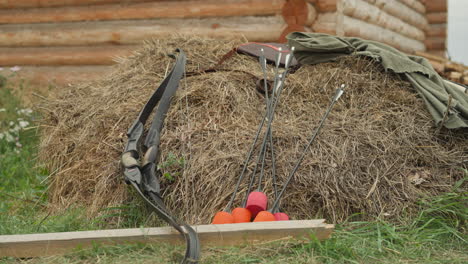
[301,0,428,53]
[1,0,439,89]
[0,0,286,88]
[422,0,447,57]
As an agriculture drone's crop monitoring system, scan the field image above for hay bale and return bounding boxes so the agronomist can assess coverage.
[39,36,467,224]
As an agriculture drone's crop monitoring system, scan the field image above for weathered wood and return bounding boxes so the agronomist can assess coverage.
[306,3,318,26]
[342,15,425,52]
[425,0,447,12]
[0,220,334,258]
[316,0,337,11]
[427,49,446,58]
[0,0,285,24]
[0,45,136,66]
[415,50,447,63]
[0,17,284,47]
[427,59,445,73]
[0,0,156,9]
[5,66,111,87]
[339,0,425,41]
[282,0,308,26]
[397,0,425,14]
[312,12,337,34]
[426,24,446,38]
[362,0,428,30]
[427,12,447,24]
[424,37,446,50]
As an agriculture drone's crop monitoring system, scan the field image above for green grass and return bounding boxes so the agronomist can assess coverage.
[0,85,467,263]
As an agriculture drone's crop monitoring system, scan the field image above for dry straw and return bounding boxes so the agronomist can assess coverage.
[39,36,467,224]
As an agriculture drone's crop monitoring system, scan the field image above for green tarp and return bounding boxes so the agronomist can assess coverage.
[287,32,468,129]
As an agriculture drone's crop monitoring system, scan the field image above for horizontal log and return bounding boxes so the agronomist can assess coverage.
[427,59,445,73]
[339,0,425,41]
[362,0,428,30]
[0,17,285,47]
[397,0,425,14]
[342,15,426,52]
[445,62,468,73]
[415,50,447,63]
[427,49,446,58]
[426,24,446,38]
[427,12,447,24]
[0,0,285,24]
[316,0,337,11]
[312,22,336,35]
[424,37,446,50]
[312,12,337,34]
[0,220,334,258]
[4,65,111,87]
[0,45,136,66]
[425,0,447,12]
[0,0,155,9]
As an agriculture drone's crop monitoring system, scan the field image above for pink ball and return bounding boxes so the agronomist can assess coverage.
[246,191,268,218]
[273,212,289,221]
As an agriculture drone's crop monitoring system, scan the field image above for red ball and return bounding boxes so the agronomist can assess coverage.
[273,212,289,221]
[246,191,268,218]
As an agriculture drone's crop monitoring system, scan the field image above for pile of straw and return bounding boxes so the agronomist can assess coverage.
[39,36,467,224]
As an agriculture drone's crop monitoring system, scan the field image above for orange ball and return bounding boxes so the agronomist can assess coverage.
[232,207,252,223]
[212,211,234,224]
[253,211,276,222]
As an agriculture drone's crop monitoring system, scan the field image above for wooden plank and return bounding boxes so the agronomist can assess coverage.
[425,0,447,12]
[0,45,136,66]
[0,220,334,258]
[340,0,425,41]
[426,24,446,38]
[427,12,447,24]
[0,0,156,9]
[0,0,285,24]
[0,17,285,47]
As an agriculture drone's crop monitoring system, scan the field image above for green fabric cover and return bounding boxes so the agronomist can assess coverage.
[287,32,468,129]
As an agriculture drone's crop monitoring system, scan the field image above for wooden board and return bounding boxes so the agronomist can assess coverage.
[0,17,285,47]
[0,220,334,258]
[0,0,285,24]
